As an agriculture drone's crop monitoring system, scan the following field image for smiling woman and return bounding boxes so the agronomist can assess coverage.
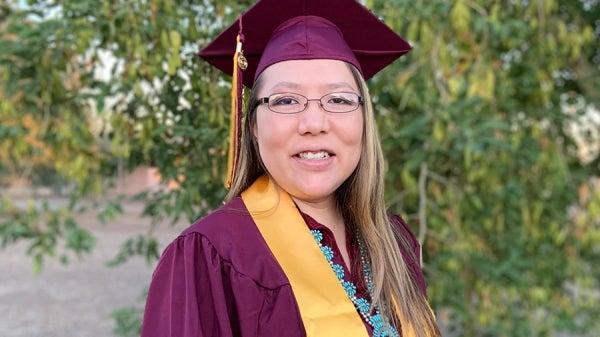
[140,0,441,337]
[252,59,364,207]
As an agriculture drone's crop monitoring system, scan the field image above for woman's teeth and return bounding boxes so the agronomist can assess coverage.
[298,151,330,160]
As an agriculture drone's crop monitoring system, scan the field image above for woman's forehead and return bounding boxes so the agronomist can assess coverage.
[258,59,358,93]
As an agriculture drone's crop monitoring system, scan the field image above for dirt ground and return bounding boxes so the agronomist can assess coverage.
[0,201,183,337]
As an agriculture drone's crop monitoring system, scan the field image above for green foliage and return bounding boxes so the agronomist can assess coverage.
[0,197,95,274]
[107,234,160,267]
[112,306,143,337]
[111,289,147,337]
[371,0,600,336]
[1,0,599,336]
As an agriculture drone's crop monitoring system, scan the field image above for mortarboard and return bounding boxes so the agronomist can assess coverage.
[198,0,412,188]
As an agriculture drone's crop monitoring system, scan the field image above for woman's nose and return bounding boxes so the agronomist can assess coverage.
[297,100,330,135]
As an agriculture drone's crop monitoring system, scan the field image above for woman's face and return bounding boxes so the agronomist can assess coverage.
[254,59,363,204]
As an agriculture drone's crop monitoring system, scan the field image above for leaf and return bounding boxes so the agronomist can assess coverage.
[169,30,181,52]
[450,0,470,34]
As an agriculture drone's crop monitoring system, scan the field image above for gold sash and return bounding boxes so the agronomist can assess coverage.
[242,175,369,337]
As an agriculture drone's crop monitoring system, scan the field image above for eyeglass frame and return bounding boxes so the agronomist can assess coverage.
[251,92,365,114]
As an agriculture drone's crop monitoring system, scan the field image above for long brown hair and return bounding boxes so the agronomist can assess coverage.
[226,63,440,337]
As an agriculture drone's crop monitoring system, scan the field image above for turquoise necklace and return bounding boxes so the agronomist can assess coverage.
[310,229,400,337]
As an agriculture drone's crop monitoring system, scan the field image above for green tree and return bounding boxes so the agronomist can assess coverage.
[371,0,600,335]
[1,0,598,336]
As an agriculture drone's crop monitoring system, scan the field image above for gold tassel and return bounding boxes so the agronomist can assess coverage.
[226,33,246,188]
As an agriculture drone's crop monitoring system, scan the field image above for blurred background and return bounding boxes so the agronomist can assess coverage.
[1,0,599,336]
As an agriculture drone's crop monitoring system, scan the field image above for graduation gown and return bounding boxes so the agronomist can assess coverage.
[140,195,426,337]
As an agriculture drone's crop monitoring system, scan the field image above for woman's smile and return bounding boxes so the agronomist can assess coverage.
[254,59,363,203]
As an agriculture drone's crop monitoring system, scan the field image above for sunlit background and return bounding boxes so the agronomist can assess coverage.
[1,0,599,336]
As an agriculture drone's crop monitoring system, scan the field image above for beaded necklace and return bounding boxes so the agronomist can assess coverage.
[310,229,399,337]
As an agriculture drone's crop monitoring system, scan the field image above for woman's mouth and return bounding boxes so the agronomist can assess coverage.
[296,151,332,160]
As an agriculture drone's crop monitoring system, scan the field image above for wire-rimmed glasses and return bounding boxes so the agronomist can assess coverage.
[253,92,364,114]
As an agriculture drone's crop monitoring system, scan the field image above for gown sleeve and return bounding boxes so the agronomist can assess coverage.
[140,232,275,337]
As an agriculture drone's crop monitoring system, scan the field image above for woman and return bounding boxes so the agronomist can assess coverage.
[141,1,441,337]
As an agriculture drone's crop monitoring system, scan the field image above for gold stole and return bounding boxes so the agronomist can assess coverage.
[241,175,369,337]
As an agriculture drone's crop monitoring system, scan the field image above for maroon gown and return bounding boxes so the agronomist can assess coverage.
[140,197,426,337]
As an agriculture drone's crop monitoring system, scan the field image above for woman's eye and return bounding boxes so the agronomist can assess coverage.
[272,96,299,105]
[328,97,352,105]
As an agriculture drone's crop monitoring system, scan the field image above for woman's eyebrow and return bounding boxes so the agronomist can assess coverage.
[267,81,357,93]
[267,81,301,92]
[323,82,357,91]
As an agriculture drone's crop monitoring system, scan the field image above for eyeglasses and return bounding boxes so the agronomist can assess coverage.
[254,92,364,114]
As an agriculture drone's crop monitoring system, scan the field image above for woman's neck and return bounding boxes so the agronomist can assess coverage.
[292,196,343,231]
[293,196,352,270]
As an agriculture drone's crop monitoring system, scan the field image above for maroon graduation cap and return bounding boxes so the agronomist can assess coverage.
[198,0,412,188]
